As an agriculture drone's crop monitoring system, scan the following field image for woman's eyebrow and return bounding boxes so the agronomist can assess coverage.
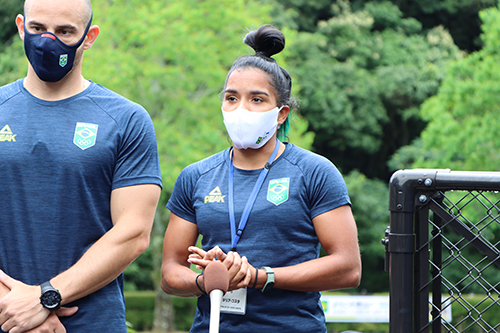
[249,90,270,96]
[223,89,270,96]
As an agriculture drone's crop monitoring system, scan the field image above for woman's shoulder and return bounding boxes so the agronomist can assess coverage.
[283,143,336,168]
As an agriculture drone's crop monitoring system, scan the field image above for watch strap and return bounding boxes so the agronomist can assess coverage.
[40,281,56,294]
[260,266,275,293]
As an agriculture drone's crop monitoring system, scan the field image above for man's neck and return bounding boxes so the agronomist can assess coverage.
[23,69,89,101]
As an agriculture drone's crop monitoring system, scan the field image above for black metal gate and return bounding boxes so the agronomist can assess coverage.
[384,169,500,332]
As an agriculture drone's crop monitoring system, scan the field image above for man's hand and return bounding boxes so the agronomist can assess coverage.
[24,308,78,333]
[0,270,53,333]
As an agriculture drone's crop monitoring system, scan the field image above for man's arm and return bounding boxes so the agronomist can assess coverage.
[52,184,161,303]
[0,276,78,333]
[0,184,161,333]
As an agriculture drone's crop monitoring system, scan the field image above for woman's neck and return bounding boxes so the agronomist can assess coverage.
[232,137,285,170]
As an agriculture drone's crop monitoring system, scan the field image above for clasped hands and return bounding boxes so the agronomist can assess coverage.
[0,270,77,333]
[188,246,253,292]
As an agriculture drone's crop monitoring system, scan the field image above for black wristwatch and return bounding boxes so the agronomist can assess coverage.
[40,281,62,310]
[260,266,275,293]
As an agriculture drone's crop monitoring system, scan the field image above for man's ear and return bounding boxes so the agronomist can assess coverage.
[83,25,100,50]
[15,14,25,41]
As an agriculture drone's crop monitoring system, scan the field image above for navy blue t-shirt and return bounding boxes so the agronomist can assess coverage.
[0,79,162,332]
[167,143,351,333]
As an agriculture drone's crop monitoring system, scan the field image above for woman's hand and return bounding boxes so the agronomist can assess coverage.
[187,246,252,291]
[222,252,252,291]
[187,246,227,269]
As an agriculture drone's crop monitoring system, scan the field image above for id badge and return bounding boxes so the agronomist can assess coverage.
[220,287,247,315]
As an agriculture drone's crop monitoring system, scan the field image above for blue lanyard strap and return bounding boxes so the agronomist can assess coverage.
[228,137,281,251]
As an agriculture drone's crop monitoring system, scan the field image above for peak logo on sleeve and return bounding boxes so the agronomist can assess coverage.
[204,186,226,204]
[0,125,16,142]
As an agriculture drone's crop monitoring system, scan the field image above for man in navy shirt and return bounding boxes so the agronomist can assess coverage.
[0,0,162,332]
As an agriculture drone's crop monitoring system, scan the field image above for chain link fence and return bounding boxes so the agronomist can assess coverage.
[384,169,500,332]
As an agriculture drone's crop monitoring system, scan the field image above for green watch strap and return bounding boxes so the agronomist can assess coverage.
[260,266,275,293]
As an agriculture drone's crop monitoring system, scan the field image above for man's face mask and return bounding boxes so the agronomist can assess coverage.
[23,15,92,82]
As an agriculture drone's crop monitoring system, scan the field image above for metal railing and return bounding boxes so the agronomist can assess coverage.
[384,169,500,332]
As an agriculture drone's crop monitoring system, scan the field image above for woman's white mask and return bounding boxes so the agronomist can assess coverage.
[222,105,283,149]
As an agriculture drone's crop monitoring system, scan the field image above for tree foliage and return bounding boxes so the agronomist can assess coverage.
[349,0,497,52]
[0,0,23,51]
[284,0,460,180]
[390,4,500,172]
[344,170,390,292]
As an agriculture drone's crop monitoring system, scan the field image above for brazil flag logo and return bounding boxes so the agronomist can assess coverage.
[73,122,98,150]
[59,54,68,67]
[267,178,290,206]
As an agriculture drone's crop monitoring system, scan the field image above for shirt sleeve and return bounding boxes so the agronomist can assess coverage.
[166,165,198,223]
[306,154,351,219]
[112,105,162,190]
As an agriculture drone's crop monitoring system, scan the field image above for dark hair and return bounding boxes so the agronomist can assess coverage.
[224,25,294,140]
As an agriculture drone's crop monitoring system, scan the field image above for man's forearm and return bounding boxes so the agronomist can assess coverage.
[51,221,151,304]
[51,184,160,304]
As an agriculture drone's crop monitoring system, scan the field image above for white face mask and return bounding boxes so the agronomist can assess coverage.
[222,105,282,149]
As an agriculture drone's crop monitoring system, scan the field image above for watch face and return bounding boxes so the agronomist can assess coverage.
[41,290,62,309]
[264,282,275,291]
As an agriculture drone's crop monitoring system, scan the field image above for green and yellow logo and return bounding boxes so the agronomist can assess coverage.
[204,186,226,204]
[59,54,68,67]
[0,125,16,142]
[267,178,289,206]
[73,122,98,150]
[321,300,328,311]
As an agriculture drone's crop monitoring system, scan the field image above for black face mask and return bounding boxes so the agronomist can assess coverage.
[23,15,92,82]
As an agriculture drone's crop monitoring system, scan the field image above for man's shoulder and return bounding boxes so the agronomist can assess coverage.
[86,82,147,115]
[0,80,22,106]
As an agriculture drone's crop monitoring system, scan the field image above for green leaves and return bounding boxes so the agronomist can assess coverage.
[393,5,500,172]
[285,1,459,179]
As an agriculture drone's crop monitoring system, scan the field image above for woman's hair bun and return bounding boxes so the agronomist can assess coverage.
[243,25,285,58]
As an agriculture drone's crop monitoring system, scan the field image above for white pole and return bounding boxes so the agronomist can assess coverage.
[209,289,223,333]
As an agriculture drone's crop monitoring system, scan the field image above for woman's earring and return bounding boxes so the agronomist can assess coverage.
[278,124,281,129]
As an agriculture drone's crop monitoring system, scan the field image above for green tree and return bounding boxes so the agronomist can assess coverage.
[390,4,500,172]
[0,0,23,51]
[284,0,460,180]
[345,170,390,292]
[381,0,497,51]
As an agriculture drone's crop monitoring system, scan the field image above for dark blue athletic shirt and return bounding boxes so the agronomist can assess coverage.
[167,143,351,333]
[0,79,162,332]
